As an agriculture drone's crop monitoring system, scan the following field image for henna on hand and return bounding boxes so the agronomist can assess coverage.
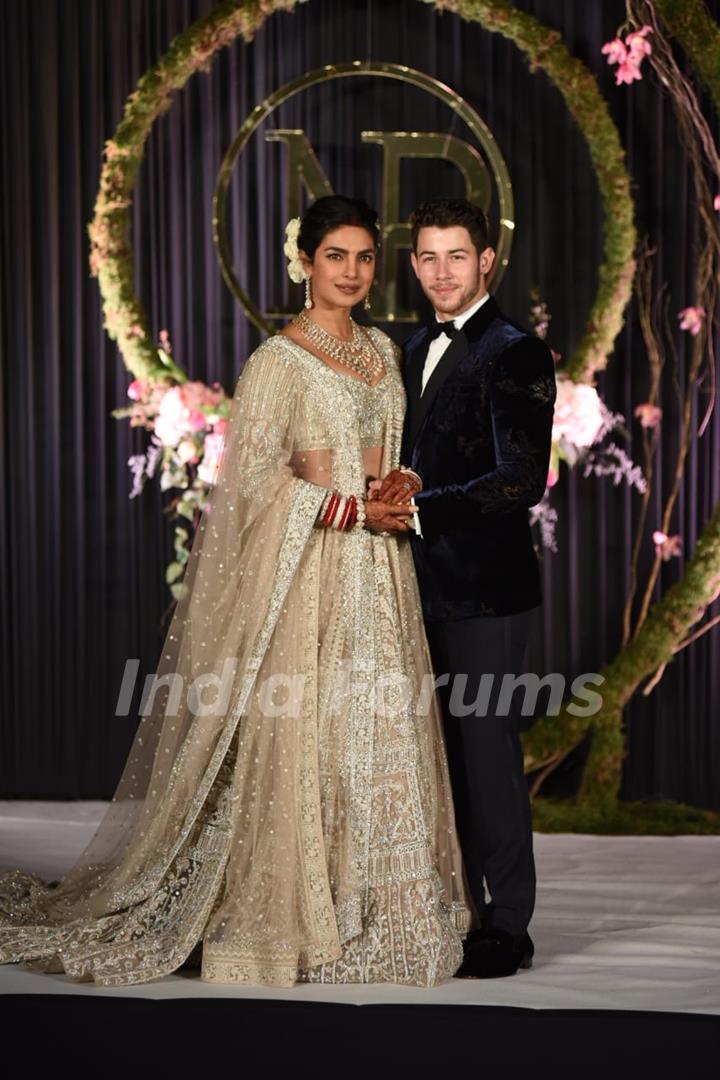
[377,469,422,506]
[364,498,417,533]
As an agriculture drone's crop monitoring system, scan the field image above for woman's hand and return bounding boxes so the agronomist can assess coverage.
[364,497,416,533]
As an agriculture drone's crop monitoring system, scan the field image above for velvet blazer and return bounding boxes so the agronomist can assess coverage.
[402,294,556,620]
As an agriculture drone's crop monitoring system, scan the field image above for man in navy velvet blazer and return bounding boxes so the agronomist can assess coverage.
[378,197,556,978]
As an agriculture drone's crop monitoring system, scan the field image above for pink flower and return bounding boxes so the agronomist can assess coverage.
[212,418,228,437]
[182,381,223,431]
[615,59,643,85]
[714,195,720,211]
[678,307,706,336]
[153,381,225,445]
[626,26,653,61]
[546,467,559,489]
[653,531,683,560]
[179,382,202,408]
[602,26,652,85]
[634,403,662,429]
[128,378,148,401]
[181,380,224,412]
[187,409,207,432]
[601,38,627,65]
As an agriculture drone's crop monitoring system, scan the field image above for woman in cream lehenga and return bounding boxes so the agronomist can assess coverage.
[0,195,473,987]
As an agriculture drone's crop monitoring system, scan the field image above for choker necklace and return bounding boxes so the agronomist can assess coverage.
[293,309,385,385]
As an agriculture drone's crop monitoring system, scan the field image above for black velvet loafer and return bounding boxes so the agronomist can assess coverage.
[456,927,534,978]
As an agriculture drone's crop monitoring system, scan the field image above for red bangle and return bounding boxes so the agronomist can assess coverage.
[345,495,357,531]
[337,495,352,532]
[323,492,340,527]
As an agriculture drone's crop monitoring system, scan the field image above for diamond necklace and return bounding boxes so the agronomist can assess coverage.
[293,310,385,385]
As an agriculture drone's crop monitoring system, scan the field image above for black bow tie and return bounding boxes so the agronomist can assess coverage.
[426,319,459,341]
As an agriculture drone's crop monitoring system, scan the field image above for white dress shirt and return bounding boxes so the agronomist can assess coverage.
[411,292,491,539]
[421,291,491,394]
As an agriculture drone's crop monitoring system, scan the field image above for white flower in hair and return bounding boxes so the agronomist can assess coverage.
[284,217,306,283]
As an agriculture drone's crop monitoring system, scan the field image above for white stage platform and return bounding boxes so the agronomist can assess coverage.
[1,801,719,1015]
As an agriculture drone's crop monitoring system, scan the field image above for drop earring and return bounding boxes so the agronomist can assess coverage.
[304,276,313,309]
[364,288,371,312]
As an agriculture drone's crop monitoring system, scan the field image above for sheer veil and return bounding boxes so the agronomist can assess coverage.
[0,346,330,965]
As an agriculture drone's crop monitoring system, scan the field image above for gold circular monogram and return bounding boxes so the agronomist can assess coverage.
[213,60,514,335]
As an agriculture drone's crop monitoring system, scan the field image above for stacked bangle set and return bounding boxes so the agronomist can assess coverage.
[319,490,367,531]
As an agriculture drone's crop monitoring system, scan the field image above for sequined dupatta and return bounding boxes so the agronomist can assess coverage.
[0,346,331,980]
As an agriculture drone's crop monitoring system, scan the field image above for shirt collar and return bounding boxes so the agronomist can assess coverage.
[435,291,491,331]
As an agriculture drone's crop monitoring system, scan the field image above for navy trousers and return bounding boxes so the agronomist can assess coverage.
[425,610,536,937]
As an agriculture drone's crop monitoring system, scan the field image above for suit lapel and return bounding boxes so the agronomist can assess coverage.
[413,330,469,437]
[401,334,428,461]
[404,336,425,411]
[404,294,501,460]
[458,293,500,345]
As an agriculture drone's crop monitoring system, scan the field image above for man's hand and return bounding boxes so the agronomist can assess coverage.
[377,469,422,505]
[365,498,417,533]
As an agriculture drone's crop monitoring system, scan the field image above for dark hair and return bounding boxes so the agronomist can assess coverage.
[298,195,380,260]
[409,197,490,256]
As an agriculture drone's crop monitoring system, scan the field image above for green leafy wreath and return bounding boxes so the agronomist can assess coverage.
[88,0,635,384]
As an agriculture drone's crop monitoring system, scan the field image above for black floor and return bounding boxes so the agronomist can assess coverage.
[4,996,719,1076]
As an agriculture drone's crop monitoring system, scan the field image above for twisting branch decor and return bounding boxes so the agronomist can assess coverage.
[654,0,720,109]
[523,0,720,829]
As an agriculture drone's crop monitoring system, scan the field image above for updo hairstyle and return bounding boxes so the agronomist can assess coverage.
[298,195,380,260]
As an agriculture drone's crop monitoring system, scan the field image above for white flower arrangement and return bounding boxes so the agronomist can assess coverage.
[551,376,605,452]
[549,375,645,491]
[283,217,306,283]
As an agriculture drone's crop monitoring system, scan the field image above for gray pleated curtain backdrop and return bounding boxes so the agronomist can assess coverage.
[0,0,718,805]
